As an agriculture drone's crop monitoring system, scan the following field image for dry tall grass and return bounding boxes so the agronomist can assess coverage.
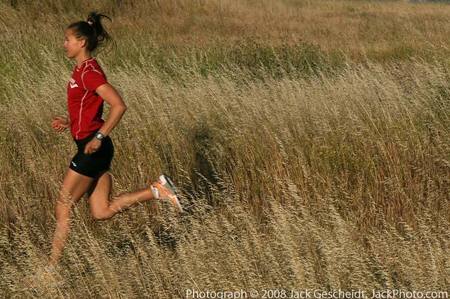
[0,0,449,298]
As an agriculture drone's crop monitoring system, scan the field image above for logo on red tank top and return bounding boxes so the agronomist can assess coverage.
[69,78,79,89]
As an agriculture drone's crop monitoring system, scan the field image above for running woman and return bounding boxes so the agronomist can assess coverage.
[48,12,183,269]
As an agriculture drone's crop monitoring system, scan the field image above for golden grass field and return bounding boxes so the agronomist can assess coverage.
[0,0,449,298]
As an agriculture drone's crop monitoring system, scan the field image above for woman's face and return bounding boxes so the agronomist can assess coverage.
[63,29,85,58]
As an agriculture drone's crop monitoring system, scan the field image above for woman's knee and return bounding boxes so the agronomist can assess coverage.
[58,188,75,206]
[55,200,72,222]
[55,188,78,220]
[91,209,112,221]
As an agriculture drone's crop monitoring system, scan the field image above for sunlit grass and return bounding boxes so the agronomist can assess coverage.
[0,0,449,297]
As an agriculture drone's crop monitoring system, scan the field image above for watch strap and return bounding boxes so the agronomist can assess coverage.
[95,132,106,140]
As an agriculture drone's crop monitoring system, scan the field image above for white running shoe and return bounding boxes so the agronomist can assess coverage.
[150,174,183,213]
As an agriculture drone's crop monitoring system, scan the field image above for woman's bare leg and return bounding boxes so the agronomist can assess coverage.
[88,171,156,220]
[48,169,95,266]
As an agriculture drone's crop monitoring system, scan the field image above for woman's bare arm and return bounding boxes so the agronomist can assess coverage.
[95,83,127,136]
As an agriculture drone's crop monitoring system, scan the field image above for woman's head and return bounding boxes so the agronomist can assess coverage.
[64,11,111,58]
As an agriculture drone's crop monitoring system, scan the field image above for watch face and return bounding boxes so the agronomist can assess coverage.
[96,133,104,139]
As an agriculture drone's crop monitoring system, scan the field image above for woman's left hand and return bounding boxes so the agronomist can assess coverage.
[84,138,102,155]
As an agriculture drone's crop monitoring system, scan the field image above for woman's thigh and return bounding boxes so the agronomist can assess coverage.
[58,168,96,207]
[87,171,112,217]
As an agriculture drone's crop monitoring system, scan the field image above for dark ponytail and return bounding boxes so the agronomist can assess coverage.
[67,11,112,53]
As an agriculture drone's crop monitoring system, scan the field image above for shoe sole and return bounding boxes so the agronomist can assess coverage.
[159,174,183,213]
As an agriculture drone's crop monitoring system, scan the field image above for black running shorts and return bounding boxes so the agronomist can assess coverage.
[69,131,114,179]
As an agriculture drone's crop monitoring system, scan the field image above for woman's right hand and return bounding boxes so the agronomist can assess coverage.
[51,116,70,132]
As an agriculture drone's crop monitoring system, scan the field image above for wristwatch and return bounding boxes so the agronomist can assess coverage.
[94,132,106,141]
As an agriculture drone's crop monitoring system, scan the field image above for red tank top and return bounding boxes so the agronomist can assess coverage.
[67,57,107,140]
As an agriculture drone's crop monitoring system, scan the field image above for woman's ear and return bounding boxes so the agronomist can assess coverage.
[79,38,87,49]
